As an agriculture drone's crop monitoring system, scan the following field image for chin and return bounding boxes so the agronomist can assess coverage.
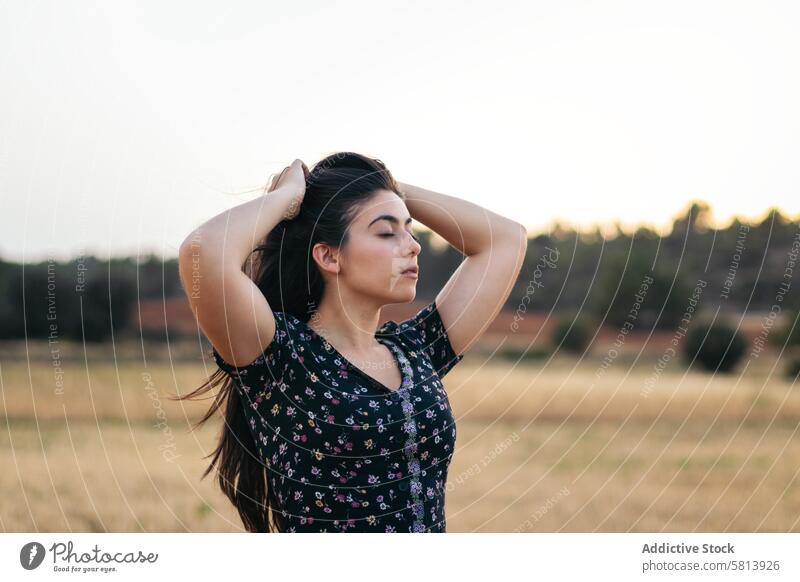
[399,288,417,303]
[385,287,416,304]
[378,276,418,304]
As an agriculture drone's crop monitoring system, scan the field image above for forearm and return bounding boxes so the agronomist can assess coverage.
[179,185,297,269]
[397,181,526,256]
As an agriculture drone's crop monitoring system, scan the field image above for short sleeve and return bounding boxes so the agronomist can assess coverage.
[395,300,464,378]
[211,310,292,378]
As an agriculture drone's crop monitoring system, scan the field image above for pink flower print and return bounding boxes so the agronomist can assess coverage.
[326,415,335,423]
[332,398,340,405]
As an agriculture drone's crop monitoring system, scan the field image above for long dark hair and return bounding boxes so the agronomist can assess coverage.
[171,152,401,532]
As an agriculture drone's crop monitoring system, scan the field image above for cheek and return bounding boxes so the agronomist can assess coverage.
[343,237,396,283]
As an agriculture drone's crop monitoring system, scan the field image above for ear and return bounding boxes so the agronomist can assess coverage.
[311,242,341,275]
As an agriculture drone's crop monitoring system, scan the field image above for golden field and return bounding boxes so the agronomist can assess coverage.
[1,340,799,532]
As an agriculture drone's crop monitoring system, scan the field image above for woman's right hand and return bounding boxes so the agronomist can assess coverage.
[268,159,309,220]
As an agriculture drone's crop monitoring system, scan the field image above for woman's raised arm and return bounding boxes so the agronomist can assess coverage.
[178,159,307,367]
[398,180,528,357]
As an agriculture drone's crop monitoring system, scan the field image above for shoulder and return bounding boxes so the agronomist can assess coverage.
[212,309,306,376]
[381,300,464,378]
[390,300,449,345]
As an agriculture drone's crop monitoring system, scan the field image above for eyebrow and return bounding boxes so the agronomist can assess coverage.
[368,214,413,227]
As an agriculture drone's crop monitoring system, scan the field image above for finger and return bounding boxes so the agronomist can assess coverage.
[268,166,288,192]
[266,173,278,192]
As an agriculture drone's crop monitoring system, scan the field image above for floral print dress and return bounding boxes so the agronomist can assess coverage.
[211,300,464,533]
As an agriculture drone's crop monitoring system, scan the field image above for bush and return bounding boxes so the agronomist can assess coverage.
[552,315,593,354]
[786,357,800,380]
[771,309,800,348]
[495,345,551,362]
[684,319,747,373]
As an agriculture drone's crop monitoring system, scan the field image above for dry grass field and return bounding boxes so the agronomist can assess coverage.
[2,339,799,532]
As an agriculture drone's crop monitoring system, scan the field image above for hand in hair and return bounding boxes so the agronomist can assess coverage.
[267,159,309,220]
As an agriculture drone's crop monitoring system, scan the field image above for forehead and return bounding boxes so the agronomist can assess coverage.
[352,189,410,226]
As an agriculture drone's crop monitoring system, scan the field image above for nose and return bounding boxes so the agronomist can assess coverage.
[405,231,421,255]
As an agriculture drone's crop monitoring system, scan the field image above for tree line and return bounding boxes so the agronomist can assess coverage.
[1,201,798,343]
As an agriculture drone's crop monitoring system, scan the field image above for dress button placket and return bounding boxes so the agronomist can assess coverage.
[389,342,426,533]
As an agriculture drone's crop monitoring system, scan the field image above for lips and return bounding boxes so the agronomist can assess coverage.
[401,266,418,275]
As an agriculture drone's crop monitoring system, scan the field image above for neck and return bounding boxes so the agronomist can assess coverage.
[307,288,384,352]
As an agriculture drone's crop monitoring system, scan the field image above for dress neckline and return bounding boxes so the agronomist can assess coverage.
[302,320,408,396]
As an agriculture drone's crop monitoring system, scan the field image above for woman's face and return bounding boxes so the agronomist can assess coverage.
[332,189,422,304]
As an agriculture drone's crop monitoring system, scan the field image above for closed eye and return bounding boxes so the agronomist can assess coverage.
[380,232,421,243]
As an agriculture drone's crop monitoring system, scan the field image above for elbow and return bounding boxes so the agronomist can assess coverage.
[178,234,198,264]
[179,230,242,277]
[178,232,211,283]
[470,221,527,258]
[177,235,199,294]
[504,221,528,267]
[179,228,212,264]
[512,220,528,241]
[499,220,528,246]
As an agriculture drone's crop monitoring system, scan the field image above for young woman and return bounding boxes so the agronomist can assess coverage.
[176,152,527,532]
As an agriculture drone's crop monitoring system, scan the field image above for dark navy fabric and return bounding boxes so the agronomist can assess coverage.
[212,300,464,532]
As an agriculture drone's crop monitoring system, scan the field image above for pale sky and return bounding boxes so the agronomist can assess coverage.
[1,0,798,262]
